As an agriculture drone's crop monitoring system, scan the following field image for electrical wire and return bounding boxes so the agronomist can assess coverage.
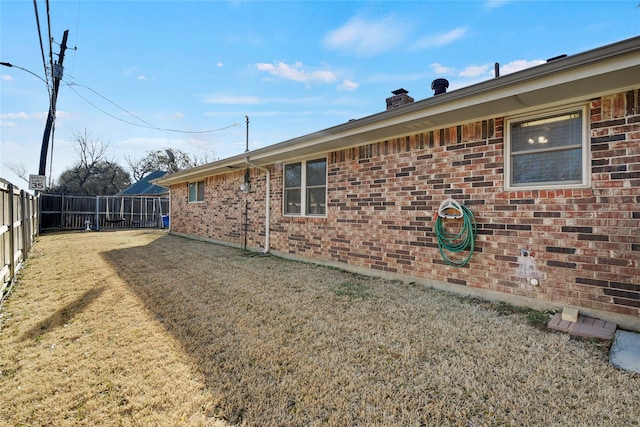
[435,204,477,267]
[66,81,165,130]
[46,0,54,85]
[63,80,239,134]
[71,0,81,72]
[31,1,234,136]
[32,0,52,97]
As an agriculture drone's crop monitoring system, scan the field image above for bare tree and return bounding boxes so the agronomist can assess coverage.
[53,130,131,195]
[75,130,108,168]
[126,148,217,181]
[3,162,30,184]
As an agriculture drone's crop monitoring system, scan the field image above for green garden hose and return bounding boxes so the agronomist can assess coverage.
[435,204,477,267]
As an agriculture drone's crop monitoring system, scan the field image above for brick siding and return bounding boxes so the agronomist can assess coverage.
[170,89,640,318]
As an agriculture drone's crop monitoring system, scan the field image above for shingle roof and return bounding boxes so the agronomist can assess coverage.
[154,35,640,187]
[117,170,169,196]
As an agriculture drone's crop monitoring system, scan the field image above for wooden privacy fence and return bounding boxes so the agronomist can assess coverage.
[39,194,169,232]
[1,178,39,302]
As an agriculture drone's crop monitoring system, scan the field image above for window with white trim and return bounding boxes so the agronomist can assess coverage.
[284,158,327,216]
[506,106,589,189]
[188,180,205,202]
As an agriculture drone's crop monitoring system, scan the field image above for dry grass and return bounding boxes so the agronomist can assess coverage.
[1,230,638,426]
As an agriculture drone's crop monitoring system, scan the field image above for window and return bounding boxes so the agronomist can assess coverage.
[506,106,589,189]
[284,158,326,216]
[188,180,205,202]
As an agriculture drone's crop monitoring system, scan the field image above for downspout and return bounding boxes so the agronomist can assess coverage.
[244,157,270,254]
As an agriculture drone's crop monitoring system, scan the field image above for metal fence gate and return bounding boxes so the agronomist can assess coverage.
[39,194,169,232]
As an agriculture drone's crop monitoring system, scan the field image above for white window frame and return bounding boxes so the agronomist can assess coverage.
[188,180,205,203]
[505,104,590,190]
[283,157,327,217]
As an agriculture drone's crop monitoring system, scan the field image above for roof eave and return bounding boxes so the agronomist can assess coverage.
[154,36,640,187]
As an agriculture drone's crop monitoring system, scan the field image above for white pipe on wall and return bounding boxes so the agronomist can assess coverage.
[244,157,270,254]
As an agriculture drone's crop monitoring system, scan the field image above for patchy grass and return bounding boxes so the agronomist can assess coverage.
[445,294,556,331]
[0,230,638,426]
[491,300,555,330]
[330,281,373,299]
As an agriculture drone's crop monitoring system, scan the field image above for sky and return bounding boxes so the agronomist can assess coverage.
[1,0,639,190]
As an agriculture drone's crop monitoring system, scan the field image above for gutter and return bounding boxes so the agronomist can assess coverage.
[244,157,270,254]
[153,36,640,188]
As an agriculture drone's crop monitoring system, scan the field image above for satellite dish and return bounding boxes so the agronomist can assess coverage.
[165,149,179,173]
[165,149,176,163]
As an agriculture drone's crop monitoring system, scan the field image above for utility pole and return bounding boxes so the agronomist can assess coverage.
[39,29,69,176]
[245,115,249,152]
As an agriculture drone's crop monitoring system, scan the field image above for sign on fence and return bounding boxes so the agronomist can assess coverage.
[29,174,46,191]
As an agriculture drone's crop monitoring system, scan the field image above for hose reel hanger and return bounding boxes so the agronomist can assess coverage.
[434,198,477,267]
[437,198,464,219]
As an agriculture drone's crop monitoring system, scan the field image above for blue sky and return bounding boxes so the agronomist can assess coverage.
[1,0,639,189]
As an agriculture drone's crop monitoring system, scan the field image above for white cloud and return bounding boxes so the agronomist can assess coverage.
[411,27,467,50]
[256,61,337,84]
[366,71,430,84]
[338,79,359,91]
[123,66,149,80]
[0,112,48,121]
[53,111,73,120]
[115,137,175,152]
[217,62,224,67]
[485,0,511,9]
[2,74,13,81]
[430,63,456,75]
[427,58,544,90]
[323,15,409,57]
[202,95,261,105]
[202,95,326,107]
[1,112,29,120]
[203,110,290,120]
[499,59,545,75]
[459,64,491,78]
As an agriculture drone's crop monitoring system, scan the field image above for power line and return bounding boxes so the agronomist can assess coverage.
[66,81,163,131]
[0,62,48,85]
[63,80,240,134]
[45,0,54,88]
[71,0,81,71]
[32,0,52,97]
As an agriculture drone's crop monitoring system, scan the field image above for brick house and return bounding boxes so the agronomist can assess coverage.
[155,36,640,330]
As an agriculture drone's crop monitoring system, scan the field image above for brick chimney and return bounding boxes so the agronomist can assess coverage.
[386,88,414,110]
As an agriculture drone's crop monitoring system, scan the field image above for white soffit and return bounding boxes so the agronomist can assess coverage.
[155,36,640,186]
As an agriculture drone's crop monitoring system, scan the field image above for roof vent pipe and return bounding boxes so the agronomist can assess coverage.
[494,62,500,78]
[245,115,249,152]
[431,78,449,95]
[547,54,567,62]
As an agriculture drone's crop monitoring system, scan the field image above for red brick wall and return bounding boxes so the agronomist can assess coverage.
[172,171,242,246]
[170,89,640,318]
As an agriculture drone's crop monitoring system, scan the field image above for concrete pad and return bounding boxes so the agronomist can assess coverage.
[547,313,617,340]
[610,330,640,374]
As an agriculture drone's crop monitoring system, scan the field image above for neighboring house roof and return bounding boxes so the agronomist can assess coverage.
[118,170,169,196]
[154,36,640,187]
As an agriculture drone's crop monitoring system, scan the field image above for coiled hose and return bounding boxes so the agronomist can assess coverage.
[435,204,477,267]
